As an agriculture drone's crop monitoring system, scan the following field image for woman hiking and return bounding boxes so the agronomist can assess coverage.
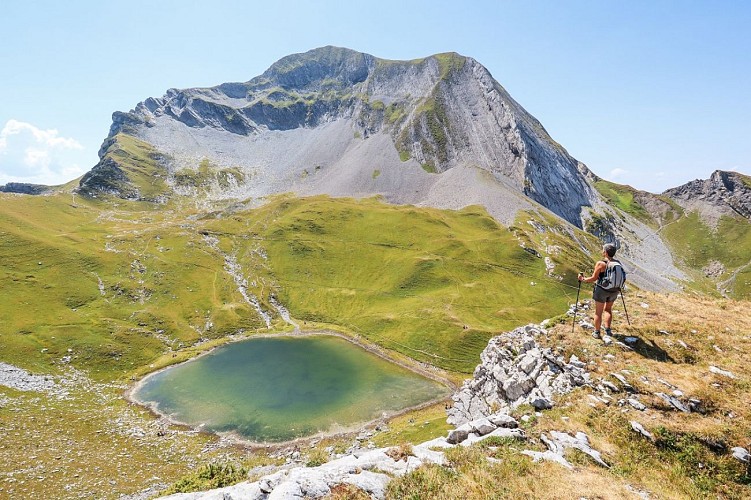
[578,243,624,339]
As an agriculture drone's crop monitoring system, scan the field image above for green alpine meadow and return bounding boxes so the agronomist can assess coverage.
[1,45,750,499]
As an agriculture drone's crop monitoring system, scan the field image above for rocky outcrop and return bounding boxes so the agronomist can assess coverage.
[158,415,524,499]
[521,431,609,470]
[664,170,751,225]
[447,324,590,426]
[78,156,138,199]
[0,182,49,195]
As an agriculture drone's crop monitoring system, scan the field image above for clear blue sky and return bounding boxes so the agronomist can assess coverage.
[1,0,749,193]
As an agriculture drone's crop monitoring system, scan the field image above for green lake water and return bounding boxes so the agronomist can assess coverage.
[132,335,449,442]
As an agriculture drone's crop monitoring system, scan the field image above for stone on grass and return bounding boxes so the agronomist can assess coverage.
[732,447,750,463]
[488,413,518,428]
[709,366,736,379]
[523,431,608,470]
[627,398,646,411]
[654,392,689,413]
[548,431,609,468]
[470,417,496,436]
[630,421,654,441]
[447,423,472,444]
[530,397,553,410]
[610,373,634,391]
[521,449,573,470]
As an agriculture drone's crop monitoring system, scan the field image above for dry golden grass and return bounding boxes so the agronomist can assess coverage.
[327,483,371,499]
[551,291,751,440]
[388,292,751,499]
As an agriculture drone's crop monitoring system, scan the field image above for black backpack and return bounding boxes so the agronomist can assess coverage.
[599,259,626,291]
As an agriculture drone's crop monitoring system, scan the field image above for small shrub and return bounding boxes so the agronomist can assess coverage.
[305,448,329,467]
[329,483,370,499]
[164,462,247,494]
[386,443,414,461]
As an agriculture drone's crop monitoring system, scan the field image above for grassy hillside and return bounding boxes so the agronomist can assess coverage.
[0,191,591,380]
[388,292,751,499]
[223,197,586,372]
[661,211,751,298]
[593,178,683,227]
[0,194,268,380]
[0,188,597,498]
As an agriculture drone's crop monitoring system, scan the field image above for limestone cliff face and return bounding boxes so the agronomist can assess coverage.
[84,46,597,227]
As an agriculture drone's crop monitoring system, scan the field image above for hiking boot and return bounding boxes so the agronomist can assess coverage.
[592,330,601,339]
[605,328,612,336]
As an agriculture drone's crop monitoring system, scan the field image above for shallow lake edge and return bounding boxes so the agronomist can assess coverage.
[125,330,458,448]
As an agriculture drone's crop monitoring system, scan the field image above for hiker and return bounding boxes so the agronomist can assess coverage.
[578,243,624,339]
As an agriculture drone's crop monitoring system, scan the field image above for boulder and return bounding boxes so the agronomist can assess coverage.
[709,366,736,379]
[488,413,518,428]
[530,397,553,410]
[732,447,750,463]
[470,417,497,436]
[447,423,472,444]
[630,421,654,441]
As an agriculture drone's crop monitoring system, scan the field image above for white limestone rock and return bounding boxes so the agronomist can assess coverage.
[709,365,736,379]
[630,421,654,441]
[732,447,750,463]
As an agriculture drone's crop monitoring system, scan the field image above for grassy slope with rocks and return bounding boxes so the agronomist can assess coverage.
[0,186,594,498]
[661,211,751,298]
[592,177,751,300]
[2,144,748,497]
[388,291,751,499]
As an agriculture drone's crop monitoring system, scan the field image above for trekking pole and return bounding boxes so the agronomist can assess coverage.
[620,288,631,326]
[572,275,582,333]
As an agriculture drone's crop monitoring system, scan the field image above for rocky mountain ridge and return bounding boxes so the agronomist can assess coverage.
[79,46,595,228]
[664,170,751,226]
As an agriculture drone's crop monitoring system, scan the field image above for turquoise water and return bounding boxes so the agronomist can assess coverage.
[133,335,448,442]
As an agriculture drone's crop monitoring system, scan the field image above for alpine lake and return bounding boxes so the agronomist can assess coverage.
[132,335,450,443]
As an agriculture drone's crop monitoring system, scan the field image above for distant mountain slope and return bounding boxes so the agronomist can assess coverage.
[78,46,595,228]
[659,171,751,297]
[664,170,751,225]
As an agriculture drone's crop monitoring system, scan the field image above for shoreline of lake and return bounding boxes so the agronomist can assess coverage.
[125,330,459,448]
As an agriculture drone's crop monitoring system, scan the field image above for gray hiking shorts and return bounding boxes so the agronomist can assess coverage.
[593,286,619,303]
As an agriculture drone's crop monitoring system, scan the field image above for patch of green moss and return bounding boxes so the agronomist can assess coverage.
[164,463,248,494]
[385,102,407,125]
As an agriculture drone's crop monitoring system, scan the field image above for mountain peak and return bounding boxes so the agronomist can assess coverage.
[84,46,594,228]
[256,46,375,91]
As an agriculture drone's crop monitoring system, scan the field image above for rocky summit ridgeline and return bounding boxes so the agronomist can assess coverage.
[78,46,594,228]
